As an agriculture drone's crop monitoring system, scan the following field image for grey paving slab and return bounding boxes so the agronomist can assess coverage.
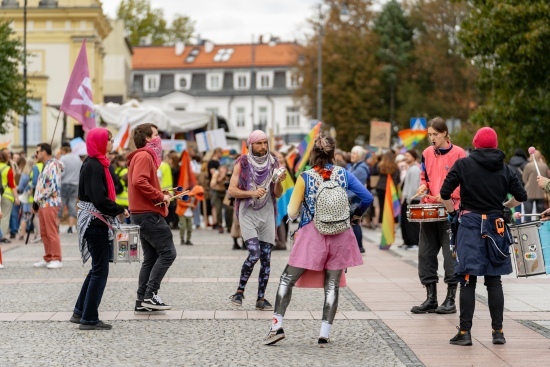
[0,320,405,367]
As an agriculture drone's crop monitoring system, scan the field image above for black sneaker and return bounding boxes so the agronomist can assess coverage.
[141,293,172,310]
[180,240,185,245]
[69,312,81,324]
[492,329,506,344]
[185,240,194,246]
[359,247,366,254]
[318,337,330,347]
[256,298,273,311]
[67,227,73,234]
[134,300,166,315]
[79,320,112,330]
[229,292,244,306]
[263,327,285,345]
[449,327,472,346]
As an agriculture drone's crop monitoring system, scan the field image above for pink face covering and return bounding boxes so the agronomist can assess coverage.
[145,136,163,168]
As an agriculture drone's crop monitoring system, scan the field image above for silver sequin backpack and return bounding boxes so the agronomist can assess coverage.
[308,168,351,235]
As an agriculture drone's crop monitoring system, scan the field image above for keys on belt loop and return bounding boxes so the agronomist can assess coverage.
[495,218,505,237]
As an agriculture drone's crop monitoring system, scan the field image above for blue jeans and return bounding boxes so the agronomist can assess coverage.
[352,223,363,250]
[131,212,177,300]
[9,202,20,235]
[74,225,110,324]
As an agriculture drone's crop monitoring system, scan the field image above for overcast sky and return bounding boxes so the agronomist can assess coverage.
[102,0,386,44]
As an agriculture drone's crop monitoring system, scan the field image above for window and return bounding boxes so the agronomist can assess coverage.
[258,106,268,129]
[20,99,42,146]
[174,74,191,91]
[256,71,273,89]
[286,71,301,89]
[213,48,234,62]
[207,72,223,91]
[233,72,250,90]
[236,107,245,127]
[286,106,300,127]
[143,74,160,92]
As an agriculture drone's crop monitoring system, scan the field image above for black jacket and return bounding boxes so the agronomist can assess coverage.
[440,149,527,214]
[79,157,125,219]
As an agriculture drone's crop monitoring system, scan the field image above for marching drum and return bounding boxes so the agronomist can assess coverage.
[509,221,546,277]
[406,204,447,222]
[113,224,141,263]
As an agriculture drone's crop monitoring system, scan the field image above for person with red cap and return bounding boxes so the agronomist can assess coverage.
[228,130,285,310]
[411,117,466,315]
[440,126,527,346]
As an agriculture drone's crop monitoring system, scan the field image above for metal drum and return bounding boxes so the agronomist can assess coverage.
[406,204,447,222]
[537,221,550,274]
[113,224,141,263]
[509,221,546,277]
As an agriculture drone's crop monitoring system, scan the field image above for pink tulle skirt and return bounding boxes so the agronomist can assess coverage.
[288,222,363,271]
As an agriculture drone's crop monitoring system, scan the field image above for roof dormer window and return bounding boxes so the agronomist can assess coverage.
[143,74,160,93]
[213,48,234,62]
[256,71,274,90]
[175,74,191,91]
[234,72,250,90]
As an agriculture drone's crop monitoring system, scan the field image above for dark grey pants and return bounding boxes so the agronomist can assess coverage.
[132,212,177,300]
[418,221,457,285]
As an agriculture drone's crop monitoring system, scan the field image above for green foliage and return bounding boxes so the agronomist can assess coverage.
[0,21,31,134]
[116,0,194,46]
[459,0,550,158]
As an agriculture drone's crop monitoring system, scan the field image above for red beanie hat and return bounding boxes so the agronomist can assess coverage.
[472,127,498,149]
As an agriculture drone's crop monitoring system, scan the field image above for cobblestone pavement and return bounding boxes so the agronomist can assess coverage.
[0,226,411,367]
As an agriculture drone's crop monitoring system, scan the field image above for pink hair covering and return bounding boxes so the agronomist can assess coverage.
[86,128,116,201]
[247,130,268,145]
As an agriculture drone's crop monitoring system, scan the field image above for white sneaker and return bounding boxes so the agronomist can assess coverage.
[46,260,63,269]
[0,264,4,269]
[33,259,49,268]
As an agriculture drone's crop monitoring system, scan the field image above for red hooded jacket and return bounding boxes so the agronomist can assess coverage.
[127,148,168,217]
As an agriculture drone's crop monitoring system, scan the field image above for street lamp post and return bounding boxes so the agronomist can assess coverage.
[23,0,28,153]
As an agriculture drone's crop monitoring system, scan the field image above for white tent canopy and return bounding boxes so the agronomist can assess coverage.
[94,99,212,134]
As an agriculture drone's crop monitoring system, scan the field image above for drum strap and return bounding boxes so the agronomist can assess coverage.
[86,210,114,230]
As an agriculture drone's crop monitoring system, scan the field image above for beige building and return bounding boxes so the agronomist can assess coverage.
[103,19,132,104]
[0,0,111,153]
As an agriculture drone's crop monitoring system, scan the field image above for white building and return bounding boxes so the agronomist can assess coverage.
[131,41,310,144]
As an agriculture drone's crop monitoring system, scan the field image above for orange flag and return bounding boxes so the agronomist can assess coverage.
[178,150,197,190]
[241,140,248,155]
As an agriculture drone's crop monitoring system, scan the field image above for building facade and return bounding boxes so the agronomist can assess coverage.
[102,19,132,104]
[131,42,310,144]
[0,0,111,152]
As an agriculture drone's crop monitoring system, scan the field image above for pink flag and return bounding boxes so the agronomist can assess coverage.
[60,40,96,131]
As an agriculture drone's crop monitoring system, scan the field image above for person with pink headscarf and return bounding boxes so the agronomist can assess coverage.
[227,130,286,310]
[71,128,129,330]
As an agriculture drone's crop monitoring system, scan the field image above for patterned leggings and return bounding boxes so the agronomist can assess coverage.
[238,237,272,299]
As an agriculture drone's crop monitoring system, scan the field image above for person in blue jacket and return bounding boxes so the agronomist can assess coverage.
[440,127,527,347]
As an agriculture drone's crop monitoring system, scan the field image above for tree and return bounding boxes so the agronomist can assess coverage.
[116,0,194,46]
[295,0,385,150]
[459,0,550,157]
[372,0,413,125]
[0,21,31,134]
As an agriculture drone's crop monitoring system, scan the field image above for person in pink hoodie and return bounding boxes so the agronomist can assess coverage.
[410,117,466,315]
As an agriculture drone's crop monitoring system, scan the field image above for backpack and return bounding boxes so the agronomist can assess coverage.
[308,168,351,235]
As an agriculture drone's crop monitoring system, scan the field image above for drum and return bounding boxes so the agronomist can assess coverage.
[537,221,550,274]
[509,221,546,277]
[406,204,447,222]
[113,224,141,263]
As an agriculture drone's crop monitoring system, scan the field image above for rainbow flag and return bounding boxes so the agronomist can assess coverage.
[276,169,295,227]
[294,122,322,176]
[398,129,428,150]
[380,175,400,249]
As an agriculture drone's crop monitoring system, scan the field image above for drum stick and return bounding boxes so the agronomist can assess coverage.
[165,186,183,193]
[514,212,542,219]
[528,147,542,176]
[154,190,190,206]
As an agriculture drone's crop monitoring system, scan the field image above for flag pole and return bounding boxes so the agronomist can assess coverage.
[50,110,63,146]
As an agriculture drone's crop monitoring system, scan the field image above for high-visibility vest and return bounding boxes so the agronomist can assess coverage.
[28,162,44,204]
[115,167,129,207]
[0,162,14,202]
[158,161,173,191]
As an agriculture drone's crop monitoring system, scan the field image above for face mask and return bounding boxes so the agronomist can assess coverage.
[146,136,163,167]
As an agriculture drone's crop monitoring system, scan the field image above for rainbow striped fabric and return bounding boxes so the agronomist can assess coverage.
[276,169,295,227]
[294,122,322,176]
[380,175,401,249]
[398,129,428,150]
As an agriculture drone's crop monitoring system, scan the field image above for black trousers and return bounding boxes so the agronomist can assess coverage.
[418,221,457,285]
[459,275,504,332]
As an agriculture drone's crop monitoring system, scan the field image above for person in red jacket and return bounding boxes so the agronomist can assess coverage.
[410,117,466,315]
[127,123,175,313]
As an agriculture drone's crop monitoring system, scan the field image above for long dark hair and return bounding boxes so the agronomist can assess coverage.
[309,134,335,167]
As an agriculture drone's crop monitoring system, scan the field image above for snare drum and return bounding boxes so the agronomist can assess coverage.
[406,204,447,222]
[509,221,546,277]
[113,224,141,263]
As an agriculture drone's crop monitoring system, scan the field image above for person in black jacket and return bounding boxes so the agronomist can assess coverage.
[440,127,527,347]
[71,128,129,331]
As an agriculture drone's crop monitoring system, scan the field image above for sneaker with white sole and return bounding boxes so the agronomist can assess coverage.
[141,293,172,310]
[256,298,273,311]
[134,300,166,315]
[46,260,63,269]
[33,259,49,268]
[263,327,285,345]
[0,264,4,269]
